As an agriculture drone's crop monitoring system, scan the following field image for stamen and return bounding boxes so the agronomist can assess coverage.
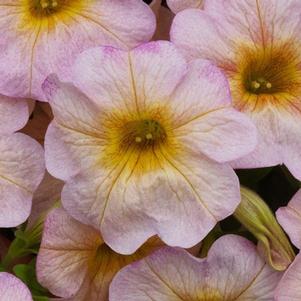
[40,0,49,8]
[251,81,261,89]
[146,133,153,140]
[266,82,272,89]
[135,137,142,143]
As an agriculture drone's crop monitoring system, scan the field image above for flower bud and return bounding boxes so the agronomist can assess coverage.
[234,186,295,271]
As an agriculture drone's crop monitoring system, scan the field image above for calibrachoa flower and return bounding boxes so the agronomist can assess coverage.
[0,272,33,301]
[0,0,155,101]
[44,41,257,254]
[110,235,282,301]
[167,0,203,14]
[171,0,301,179]
[37,207,162,300]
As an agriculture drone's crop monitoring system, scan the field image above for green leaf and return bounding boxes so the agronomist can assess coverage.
[13,261,49,297]
[33,296,49,301]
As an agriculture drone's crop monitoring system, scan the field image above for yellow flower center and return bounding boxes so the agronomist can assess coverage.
[228,42,301,112]
[100,104,180,176]
[241,44,300,95]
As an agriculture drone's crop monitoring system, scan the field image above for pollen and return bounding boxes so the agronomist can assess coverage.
[240,43,301,96]
[121,119,167,150]
[26,0,83,20]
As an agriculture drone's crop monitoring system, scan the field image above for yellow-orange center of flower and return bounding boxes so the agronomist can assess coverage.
[100,105,180,175]
[241,44,300,95]
[228,42,301,112]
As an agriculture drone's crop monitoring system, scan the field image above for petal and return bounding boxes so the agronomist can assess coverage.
[171,59,232,113]
[0,0,155,100]
[110,235,281,301]
[0,272,32,301]
[44,76,105,180]
[0,133,45,227]
[205,0,301,44]
[170,9,234,63]
[231,107,283,169]
[37,207,101,298]
[177,108,257,163]
[72,41,187,111]
[279,111,301,180]
[232,106,301,173]
[275,253,301,301]
[170,60,257,163]
[167,0,203,14]
[0,95,29,134]
[276,189,301,249]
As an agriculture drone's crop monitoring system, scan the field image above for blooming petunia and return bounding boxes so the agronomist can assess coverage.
[110,235,282,301]
[44,41,256,254]
[0,272,33,301]
[37,207,162,300]
[0,0,155,101]
[167,0,203,14]
[171,0,301,179]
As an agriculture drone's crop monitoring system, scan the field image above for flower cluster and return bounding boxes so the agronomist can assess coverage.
[0,0,300,300]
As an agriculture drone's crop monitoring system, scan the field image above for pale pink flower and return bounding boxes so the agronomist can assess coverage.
[171,0,301,179]
[167,0,203,14]
[0,0,155,101]
[0,272,33,301]
[110,235,282,301]
[37,207,162,301]
[44,41,256,254]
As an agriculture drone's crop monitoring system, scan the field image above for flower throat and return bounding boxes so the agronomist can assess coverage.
[120,119,167,150]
